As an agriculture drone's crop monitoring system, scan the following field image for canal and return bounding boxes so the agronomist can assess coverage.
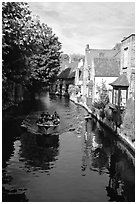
[2,92,135,202]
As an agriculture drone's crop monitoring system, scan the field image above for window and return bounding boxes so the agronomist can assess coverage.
[123,47,128,68]
[120,90,127,106]
[114,90,119,105]
[79,70,81,78]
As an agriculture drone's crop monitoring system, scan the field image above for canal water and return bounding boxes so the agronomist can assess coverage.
[2,92,135,202]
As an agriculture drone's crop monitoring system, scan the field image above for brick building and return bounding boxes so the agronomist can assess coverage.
[110,34,135,107]
[121,34,135,98]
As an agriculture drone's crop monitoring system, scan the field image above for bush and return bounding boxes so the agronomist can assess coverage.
[93,100,106,109]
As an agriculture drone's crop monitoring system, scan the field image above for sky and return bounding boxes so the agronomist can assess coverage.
[28,2,135,55]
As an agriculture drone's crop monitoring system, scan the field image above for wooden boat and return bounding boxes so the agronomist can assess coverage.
[36,119,60,135]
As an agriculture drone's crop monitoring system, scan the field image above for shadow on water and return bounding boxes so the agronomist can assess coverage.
[83,118,135,202]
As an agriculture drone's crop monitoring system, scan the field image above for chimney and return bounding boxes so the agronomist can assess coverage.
[86,44,90,52]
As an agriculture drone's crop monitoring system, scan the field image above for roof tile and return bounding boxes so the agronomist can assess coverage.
[110,74,129,87]
[94,58,120,77]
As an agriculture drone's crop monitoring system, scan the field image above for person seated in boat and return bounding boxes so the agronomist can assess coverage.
[44,111,52,122]
[41,112,46,118]
[37,116,44,124]
[52,111,60,125]
[52,111,60,120]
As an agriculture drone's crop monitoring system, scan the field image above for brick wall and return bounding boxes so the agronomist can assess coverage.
[120,34,135,98]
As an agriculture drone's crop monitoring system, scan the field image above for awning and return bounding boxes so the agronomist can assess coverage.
[109,74,129,87]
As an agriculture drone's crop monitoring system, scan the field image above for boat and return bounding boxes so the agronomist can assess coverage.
[21,111,60,135]
[36,119,60,135]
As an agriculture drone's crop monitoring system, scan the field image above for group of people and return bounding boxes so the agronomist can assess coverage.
[37,111,60,125]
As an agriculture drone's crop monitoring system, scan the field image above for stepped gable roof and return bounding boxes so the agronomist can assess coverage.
[94,58,120,77]
[109,74,129,87]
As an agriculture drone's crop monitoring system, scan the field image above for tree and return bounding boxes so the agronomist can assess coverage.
[2,2,33,82]
[28,22,62,93]
[61,54,70,62]
[2,2,34,104]
[2,2,62,104]
[94,81,110,109]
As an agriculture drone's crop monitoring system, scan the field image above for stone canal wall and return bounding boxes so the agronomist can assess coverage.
[70,95,135,153]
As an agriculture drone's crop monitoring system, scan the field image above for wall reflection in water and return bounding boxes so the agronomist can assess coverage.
[82,118,135,202]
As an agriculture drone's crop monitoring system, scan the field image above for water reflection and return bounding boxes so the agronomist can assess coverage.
[82,118,109,176]
[20,132,59,172]
[83,118,135,201]
[106,152,125,201]
[2,120,29,202]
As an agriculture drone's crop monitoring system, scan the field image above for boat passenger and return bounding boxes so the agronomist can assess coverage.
[45,111,52,121]
[37,116,44,124]
[52,111,60,125]
[41,112,46,118]
[52,111,60,120]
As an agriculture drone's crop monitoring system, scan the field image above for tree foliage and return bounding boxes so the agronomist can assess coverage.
[93,81,110,109]
[2,2,32,82]
[2,2,62,104]
[28,23,62,92]
[61,54,70,62]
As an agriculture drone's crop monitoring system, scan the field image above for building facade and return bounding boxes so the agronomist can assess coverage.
[120,34,135,99]
[110,34,135,107]
[50,54,80,96]
[74,59,84,94]
[82,44,121,104]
